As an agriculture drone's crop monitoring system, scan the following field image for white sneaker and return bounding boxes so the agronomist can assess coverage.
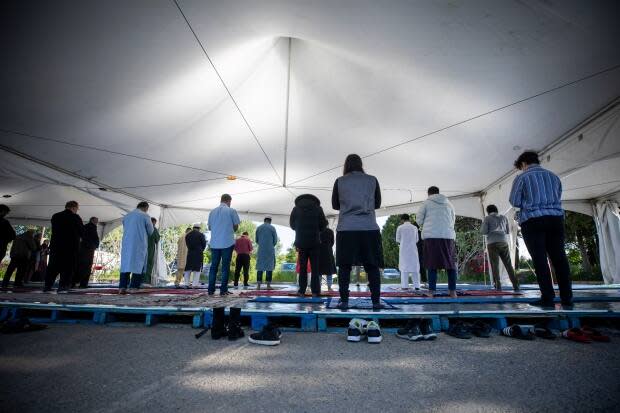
[366,321,382,343]
[347,318,368,342]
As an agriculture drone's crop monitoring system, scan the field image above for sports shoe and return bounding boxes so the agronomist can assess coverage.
[448,322,472,339]
[470,321,492,338]
[534,324,557,340]
[562,328,592,343]
[420,319,438,340]
[347,318,368,342]
[366,320,382,343]
[396,320,423,341]
[581,326,610,342]
[502,325,535,340]
[248,324,281,346]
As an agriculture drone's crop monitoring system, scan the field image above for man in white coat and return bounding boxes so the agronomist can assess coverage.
[396,214,420,290]
[119,201,154,294]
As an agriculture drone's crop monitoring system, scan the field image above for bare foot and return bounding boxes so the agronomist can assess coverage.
[449,290,457,298]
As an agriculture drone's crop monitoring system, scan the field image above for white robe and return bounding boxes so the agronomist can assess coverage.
[396,222,420,274]
[120,209,154,274]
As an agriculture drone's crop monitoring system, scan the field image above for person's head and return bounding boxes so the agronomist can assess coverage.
[65,200,79,214]
[137,201,149,212]
[343,154,364,175]
[264,216,272,224]
[400,214,410,224]
[486,204,499,215]
[0,204,9,218]
[42,239,49,246]
[242,231,249,237]
[151,218,157,227]
[513,151,540,171]
[427,186,440,196]
[89,217,99,225]
[221,194,232,206]
[186,227,192,233]
[192,224,200,231]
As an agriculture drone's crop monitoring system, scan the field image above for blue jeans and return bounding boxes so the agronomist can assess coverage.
[208,246,234,294]
[428,269,457,291]
[119,272,143,289]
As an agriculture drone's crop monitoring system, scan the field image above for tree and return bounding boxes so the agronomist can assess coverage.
[454,216,483,276]
[564,211,599,275]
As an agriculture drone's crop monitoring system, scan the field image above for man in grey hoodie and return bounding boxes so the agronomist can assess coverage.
[417,187,457,298]
[481,205,519,291]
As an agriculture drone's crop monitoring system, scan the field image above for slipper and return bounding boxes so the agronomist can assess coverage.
[534,324,557,340]
[502,325,534,340]
[562,328,591,343]
[580,326,611,342]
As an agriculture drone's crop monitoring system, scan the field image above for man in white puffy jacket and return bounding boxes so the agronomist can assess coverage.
[417,187,457,298]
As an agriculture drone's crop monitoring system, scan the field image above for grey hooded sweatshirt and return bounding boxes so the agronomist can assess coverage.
[481,213,510,244]
[417,194,456,240]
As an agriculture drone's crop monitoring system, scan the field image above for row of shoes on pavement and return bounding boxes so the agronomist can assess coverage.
[501,324,611,342]
[347,318,438,343]
[447,321,493,339]
[210,307,282,346]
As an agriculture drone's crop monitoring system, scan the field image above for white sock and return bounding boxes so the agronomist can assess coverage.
[412,272,421,289]
[184,271,191,285]
[192,272,201,286]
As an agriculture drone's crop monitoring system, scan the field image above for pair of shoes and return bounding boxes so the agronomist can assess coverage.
[396,319,437,341]
[211,307,245,341]
[469,321,492,338]
[529,299,555,310]
[249,323,282,346]
[502,324,535,340]
[347,318,382,343]
[448,321,473,339]
[534,323,557,339]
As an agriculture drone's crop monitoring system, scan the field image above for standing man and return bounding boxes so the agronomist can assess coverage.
[207,194,240,296]
[75,216,99,288]
[233,231,253,289]
[0,204,16,263]
[255,216,278,290]
[44,201,84,293]
[184,224,206,288]
[144,217,160,285]
[119,202,154,294]
[396,214,421,290]
[2,230,37,289]
[417,187,457,298]
[509,151,572,308]
[174,227,192,288]
[481,205,520,291]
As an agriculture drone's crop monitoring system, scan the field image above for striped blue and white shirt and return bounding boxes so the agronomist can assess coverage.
[509,165,564,224]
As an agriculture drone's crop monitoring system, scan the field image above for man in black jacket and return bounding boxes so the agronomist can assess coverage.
[75,217,100,288]
[44,201,84,293]
[290,194,328,297]
[2,229,37,289]
[0,204,16,263]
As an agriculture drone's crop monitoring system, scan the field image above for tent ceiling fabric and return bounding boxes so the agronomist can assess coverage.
[1,0,619,227]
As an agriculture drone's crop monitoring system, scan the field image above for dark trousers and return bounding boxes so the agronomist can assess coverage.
[75,248,95,288]
[417,242,427,283]
[0,242,8,264]
[338,263,381,304]
[521,215,572,305]
[257,270,272,283]
[428,269,457,291]
[2,257,28,288]
[119,272,143,289]
[298,246,320,295]
[233,253,250,286]
[45,253,77,290]
[487,242,519,290]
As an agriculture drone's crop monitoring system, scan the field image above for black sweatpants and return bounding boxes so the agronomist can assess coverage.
[338,263,381,304]
[521,215,572,305]
[2,257,28,288]
[298,246,321,295]
[233,253,250,286]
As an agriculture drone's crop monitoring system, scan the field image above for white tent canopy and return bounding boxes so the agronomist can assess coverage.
[1,1,619,239]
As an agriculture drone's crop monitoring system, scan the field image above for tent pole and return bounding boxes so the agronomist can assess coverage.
[282,37,292,187]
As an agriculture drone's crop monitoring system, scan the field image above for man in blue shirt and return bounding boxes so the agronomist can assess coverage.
[509,151,572,308]
[207,194,240,295]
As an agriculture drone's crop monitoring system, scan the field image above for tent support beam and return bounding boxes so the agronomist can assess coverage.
[282,37,292,187]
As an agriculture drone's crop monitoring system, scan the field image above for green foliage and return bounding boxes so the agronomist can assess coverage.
[454,216,483,276]
[564,211,600,276]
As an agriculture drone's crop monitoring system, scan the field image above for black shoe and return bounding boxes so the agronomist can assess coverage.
[228,307,244,341]
[534,323,557,340]
[469,321,492,338]
[336,300,349,310]
[420,319,438,340]
[447,322,472,339]
[211,307,228,340]
[248,323,281,346]
[530,300,555,310]
[396,319,423,341]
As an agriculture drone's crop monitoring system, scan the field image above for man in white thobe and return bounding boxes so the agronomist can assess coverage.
[396,214,420,289]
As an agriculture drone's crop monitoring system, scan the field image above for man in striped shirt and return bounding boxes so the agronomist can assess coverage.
[509,151,573,308]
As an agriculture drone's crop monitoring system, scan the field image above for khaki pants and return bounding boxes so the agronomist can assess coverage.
[174,268,184,286]
[487,242,519,290]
